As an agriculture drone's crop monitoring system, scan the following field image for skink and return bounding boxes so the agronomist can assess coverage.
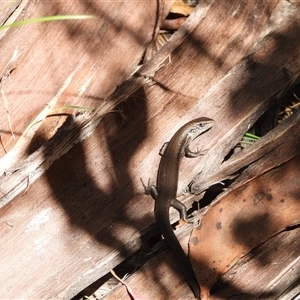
[142,117,214,300]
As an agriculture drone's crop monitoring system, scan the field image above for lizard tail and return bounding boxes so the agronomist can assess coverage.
[156,214,200,300]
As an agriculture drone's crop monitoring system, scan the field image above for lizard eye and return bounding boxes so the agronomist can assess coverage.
[194,125,203,130]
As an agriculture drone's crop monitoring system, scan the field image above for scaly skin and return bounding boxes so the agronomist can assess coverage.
[142,117,214,300]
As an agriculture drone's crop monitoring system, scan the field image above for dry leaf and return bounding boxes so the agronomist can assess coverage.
[189,153,300,299]
[171,0,197,15]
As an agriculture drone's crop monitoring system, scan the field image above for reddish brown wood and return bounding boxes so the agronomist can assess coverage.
[0,1,172,298]
[190,153,300,298]
[1,1,300,299]
[105,223,198,300]
[105,223,300,300]
[0,1,165,156]
[0,1,20,25]
[210,227,300,300]
[192,101,300,195]
[143,0,280,195]
[188,3,300,195]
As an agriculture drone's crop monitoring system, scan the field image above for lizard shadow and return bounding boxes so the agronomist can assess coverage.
[47,89,152,250]
[24,88,158,295]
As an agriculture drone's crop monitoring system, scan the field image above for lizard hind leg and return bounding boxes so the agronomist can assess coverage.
[140,177,158,200]
[170,198,193,223]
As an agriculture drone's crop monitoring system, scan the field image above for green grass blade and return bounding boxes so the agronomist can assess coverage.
[51,105,94,112]
[0,15,95,31]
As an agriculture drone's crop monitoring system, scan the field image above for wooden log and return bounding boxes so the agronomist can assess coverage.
[189,3,300,195]
[105,225,300,299]
[210,227,300,300]
[0,0,171,298]
[2,0,298,299]
[105,224,197,300]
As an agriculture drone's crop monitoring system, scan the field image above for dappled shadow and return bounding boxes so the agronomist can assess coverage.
[191,155,300,298]
[35,2,300,299]
[210,225,300,299]
[1,0,299,298]
[0,0,160,156]
[41,88,154,261]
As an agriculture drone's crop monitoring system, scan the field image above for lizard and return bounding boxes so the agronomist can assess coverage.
[141,117,214,300]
